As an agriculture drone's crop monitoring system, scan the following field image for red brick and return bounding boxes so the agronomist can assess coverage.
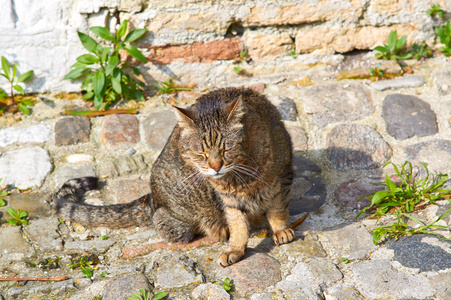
[101,114,140,148]
[147,38,242,65]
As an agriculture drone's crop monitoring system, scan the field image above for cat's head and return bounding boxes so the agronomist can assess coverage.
[173,95,246,179]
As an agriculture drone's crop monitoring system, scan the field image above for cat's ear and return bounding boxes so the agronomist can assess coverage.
[226,95,244,122]
[173,106,194,124]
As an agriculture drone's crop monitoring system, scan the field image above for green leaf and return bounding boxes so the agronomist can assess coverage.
[7,207,17,218]
[371,190,390,204]
[64,67,88,80]
[76,54,99,65]
[152,292,167,300]
[124,45,147,63]
[396,35,407,50]
[387,30,398,52]
[1,56,11,81]
[17,70,34,83]
[385,174,397,193]
[124,28,147,42]
[20,218,29,225]
[18,210,28,219]
[13,85,24,95]
[101,47,111,63]
[93,70,106,97]
[90,26,114,41]
[117,20,128,41]
[82,268,92,278]
[12,64,17,80]
[106,55,119,76]
[7,218,18,226]
[94,95,103,110]
[78,32,99,53]
[111,69,122,94]
[21,100,34,107]
[82,92,94,100]
[18,103,30,115]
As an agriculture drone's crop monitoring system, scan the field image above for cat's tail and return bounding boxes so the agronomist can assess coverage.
[52,177,154,228]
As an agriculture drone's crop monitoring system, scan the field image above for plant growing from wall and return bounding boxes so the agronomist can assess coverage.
[435,21,451,56]
[427,4,445,18]
[64,20,148,110]
[374,30,412,73]
[0,56,34,115]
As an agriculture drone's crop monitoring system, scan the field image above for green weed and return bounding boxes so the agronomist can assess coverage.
[68,256,94,279]
[213,277,234,292]
[339,257,350,264]
[435,21,451,56]
[157,78,194,95]
[427,4,445,18]
[64,20,147,110]
[410,41,433,60]
[6,207,29,226]
[358,161,451,245]
[374,30,412,61]
[125,289,167,300]
[369,64,386,81]
[0,56,34,115]
[0,179,7,207]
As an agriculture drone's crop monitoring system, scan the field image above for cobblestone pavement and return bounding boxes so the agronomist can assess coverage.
[1,53,451,299]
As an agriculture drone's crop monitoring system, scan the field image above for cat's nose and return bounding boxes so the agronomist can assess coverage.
[209,159,223,172]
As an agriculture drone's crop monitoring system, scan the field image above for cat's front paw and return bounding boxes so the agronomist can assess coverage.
[273,228,295,246]
[217,247,245,267]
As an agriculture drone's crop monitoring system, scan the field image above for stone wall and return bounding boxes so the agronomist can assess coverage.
[1,0,450,93]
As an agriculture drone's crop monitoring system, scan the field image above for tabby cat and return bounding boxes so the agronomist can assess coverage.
[53,87,295,266]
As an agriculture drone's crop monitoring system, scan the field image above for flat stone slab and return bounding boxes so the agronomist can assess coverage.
[0,146,52,189]
[0,124,51,147]
[335,176,384,210]
[101,114,140,148]
[268,96,298,121]
[25,218,63,252]
[55,164,96,188]
[64,240,116,254]
[317,223,377,260]
[286,126,308,151]
[299,84,374,128]
[406,139,451,175]
[217,250,281,295]
[143,110,177,152]
[103,274,152,300]
[327,124,392,171]
[275,259,342,299]
[55,116,90,146]
[350,260,435,299]
[289,155,326,215]
[6,279,76,298]
[192,283,231,300]
[382,94,438,140]
[0,226,35,261]
[150,252,203,288]
[0,192,52,220]
[387,234,451,272]
[370,75,424,91]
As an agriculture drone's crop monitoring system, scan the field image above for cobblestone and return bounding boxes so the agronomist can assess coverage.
[382,94,438,140]
[1,54,451,299]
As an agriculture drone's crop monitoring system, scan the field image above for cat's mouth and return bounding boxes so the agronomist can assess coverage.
[204,167,228,179]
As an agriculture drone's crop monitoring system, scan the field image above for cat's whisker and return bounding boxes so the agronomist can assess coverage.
[185,172,206,196]
[174,170,202,193]
[231,169,250,191]
[233,164,269,186]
